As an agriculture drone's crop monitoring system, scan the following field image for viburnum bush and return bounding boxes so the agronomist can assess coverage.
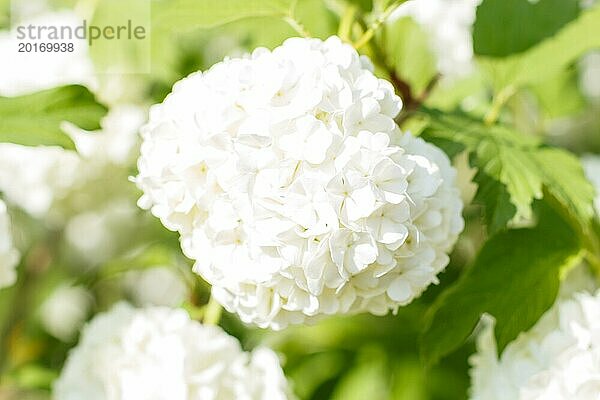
[0,0,599,399]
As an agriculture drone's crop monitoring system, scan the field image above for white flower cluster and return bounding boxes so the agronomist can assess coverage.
[390,0,482,78]
[470,291,600,400]
[54,303,291,400]
[136,36,464,329]
[0,200,20,289]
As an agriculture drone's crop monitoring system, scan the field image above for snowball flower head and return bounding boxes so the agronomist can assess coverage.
[0,200,19,288]
[136,36,464,329]
[53,303,290,400]
[470,290,600,400]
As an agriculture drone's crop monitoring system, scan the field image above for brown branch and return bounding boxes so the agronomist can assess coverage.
[392,72,440,125]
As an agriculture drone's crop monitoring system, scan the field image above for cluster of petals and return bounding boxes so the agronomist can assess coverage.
[470,290,600,400]
[0,200,19,289]
[54,303,291,400]
[136,36,464,329]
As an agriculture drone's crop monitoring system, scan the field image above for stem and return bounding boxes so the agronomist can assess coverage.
[283,15,311,37]
[338,5,358,42]
[353,0,405,49]
[585,250,600,277]
[203,294,223,326]
[484,85,516,125]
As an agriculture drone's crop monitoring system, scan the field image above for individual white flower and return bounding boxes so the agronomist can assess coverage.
[53,303,291,400]
[39,285,92,341]
[136,36,464,329]
[64,198,139,265]
[389,0,482,78]
[582,154,600,213]
[123,266,189,307]
[0,199,20,288]
[0,11,95,96]
[470,290,600,400]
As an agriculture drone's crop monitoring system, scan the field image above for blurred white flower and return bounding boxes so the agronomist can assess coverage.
[65,105,145,165]
[0,200,20,289]
[39,285,92,341]
[123,266,188,307]
[580,0,598,9]
[470,290,600,400]
[53,303,291,400]
[136,36,464,329]
[9,0,50,22]
[0,105,144,223]
[389,0,482,79]
[0,145,80,218]
[0,11,95,96]
[582,154,600,213]
[580,52,600,101]
[64,199,139,265]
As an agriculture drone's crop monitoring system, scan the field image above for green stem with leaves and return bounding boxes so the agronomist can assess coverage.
[353,0,405,49]
[484,85,517,125]
[283,0,311,37]
[338,5,358,42]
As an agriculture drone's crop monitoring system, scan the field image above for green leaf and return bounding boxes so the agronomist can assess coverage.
[331,348,390,400]
[0,85,108,149]
[420,109,596,235]
[152,0,293,31]
[10,364,58,391]
[381,17,437,96]
[89,0,151,76]
[420,204,581,366]
[530,68,585,117]
[149,0,295,80]
[0,0,9,29]
[472,170,516,234]
[473,0,580,57]
[479,5,600,91]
